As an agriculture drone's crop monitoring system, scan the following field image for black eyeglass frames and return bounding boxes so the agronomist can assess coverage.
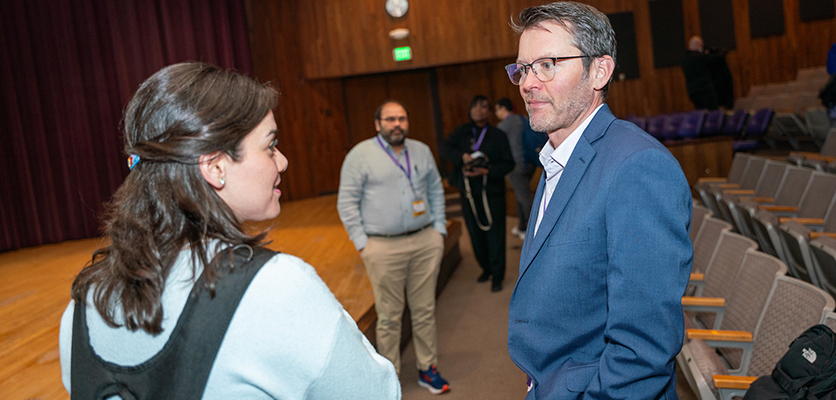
[505,55,589,85]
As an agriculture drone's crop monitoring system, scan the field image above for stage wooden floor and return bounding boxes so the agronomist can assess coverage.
[0,194,448,400]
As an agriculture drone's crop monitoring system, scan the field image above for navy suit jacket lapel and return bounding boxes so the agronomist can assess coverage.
[518,105,616,278]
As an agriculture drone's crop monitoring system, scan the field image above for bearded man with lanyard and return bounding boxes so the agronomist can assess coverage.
[337,100,451,395]
[440,95,515,293]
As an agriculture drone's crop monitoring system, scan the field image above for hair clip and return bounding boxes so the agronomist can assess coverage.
[127,154,140,171]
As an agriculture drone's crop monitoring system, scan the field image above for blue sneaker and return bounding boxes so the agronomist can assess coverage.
[418,364,450,394]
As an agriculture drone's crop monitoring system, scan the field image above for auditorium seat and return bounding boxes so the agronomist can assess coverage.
[747,84,767,98]
[770,109,817,152]
[646,114,667,140]
[796,66,830,82]
[694,153,753,217]
[722,109,749,138]
[825,310,836,335]
[733,96,755,112]
[809,236,836,299]
[691,204,714,243]
[711,156,767,227]
[778,216,833,288]
[680,276,835,400]
[751,172,836,272]
[661,112,685,141]
[624,114,648,131]
[807,110,833,149]
[764,82,787,96]
[689,217,734,296]
[683,250,785,372]
[678,110,705,139]
[739,166,813,257]
[784,80,808,94]
[702,110,725,137]
[736,108,773,151]
[720,160,787,240]
[683,231,758,330]
[787,127,836,172]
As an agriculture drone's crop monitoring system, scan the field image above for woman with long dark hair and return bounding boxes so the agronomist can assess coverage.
[59,62,400,399]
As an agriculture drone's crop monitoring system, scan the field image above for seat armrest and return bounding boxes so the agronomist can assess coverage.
[688,273,706,296]
[723,189,755,195]
[779,217,824,225]
[758,205,798,212]
[807,155,836,163]
[687,330,755,375]
[713,375,758,390]
[716,183,739,189]
[738,196,773,203]
[698,177,727,183]
[682,296,725,307]
[682,297,726,329]
[686,329,753,342]
[810,232,836,239]
[715,375,760,400]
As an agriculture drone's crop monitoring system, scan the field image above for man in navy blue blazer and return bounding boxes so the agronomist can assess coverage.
[504,2,693,399]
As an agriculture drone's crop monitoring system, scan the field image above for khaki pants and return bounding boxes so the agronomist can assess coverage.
[360,226,445,374]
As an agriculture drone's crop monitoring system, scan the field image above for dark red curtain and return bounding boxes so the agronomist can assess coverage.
[0,0,254,253]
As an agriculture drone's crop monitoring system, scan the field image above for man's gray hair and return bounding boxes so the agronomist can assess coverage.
[511,1,617,98]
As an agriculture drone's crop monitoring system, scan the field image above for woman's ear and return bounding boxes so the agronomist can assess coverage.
[199,151,227,190]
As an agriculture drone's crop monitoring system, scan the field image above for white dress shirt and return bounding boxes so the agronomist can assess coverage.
[534,105,604,237]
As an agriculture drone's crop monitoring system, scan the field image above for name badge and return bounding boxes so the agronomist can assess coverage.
[412,200,426,217]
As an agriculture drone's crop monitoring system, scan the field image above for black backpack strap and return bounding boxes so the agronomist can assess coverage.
[808,370,836,399]
[71,246,277,400]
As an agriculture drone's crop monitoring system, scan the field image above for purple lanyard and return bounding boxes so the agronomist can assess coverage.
[471,126,488,151]
[377,136,411,181]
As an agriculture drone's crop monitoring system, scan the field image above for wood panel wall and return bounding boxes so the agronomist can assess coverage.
[246,0,836,201]
[342,70,439,155]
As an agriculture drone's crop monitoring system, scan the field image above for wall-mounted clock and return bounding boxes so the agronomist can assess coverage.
[385,0,409,18]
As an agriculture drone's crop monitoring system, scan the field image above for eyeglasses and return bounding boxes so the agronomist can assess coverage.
[505,56,589,85]
[379,116,408,123]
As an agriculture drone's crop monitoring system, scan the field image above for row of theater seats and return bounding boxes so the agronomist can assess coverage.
[734,66,830,117]
[694,153,836,294]
[624,108,767,143]
[624,66,833,153]
[787,127,836,173]
[625,107,832,152]
[734,66,830,153]
[682,151,836,398]
[678,211,836,400]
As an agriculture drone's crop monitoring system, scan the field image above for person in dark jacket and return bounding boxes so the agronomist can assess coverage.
[440,95,514,292]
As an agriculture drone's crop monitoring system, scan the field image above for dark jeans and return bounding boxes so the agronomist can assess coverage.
[460,189,507,283]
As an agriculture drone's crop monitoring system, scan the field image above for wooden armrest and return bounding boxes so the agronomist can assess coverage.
[716,183,739,189]
[758,205,798,212]
[713,375,759,390]
[698,177,727,183]
[682,296,725,307]
[690,273,704,281]
[739,197,773,203]
[807,155,836,163]
[810,232,836,239]
[723,189,755,195]
[779,217,824,225]
[789,151,819,158]
[686,329,753,342]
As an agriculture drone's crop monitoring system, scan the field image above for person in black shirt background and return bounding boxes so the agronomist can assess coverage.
[440,95,514,292]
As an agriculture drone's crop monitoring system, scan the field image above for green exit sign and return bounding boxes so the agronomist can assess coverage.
[393,46,412,61]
